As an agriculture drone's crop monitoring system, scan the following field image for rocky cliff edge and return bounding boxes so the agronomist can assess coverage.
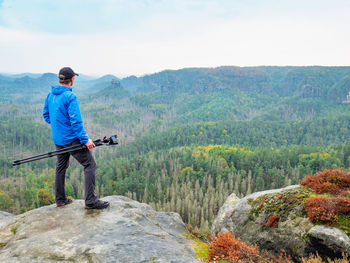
[0,196,200,263]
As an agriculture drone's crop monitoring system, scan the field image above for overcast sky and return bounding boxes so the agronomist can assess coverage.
[0,0,349,77]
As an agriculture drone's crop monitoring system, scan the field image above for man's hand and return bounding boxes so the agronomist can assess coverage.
[85,139,96,149]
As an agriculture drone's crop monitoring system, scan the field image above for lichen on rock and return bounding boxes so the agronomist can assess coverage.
[248,186,314,223]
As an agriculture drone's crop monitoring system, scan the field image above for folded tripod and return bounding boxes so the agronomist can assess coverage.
[12,135,118,166]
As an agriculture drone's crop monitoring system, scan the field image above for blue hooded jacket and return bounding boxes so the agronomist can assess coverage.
[43,85,89,145]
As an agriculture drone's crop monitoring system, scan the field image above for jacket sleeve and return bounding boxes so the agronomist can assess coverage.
[67,93,89,144]
[43,94,51,124]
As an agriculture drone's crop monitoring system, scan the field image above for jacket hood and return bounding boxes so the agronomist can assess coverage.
[51,85,72,95]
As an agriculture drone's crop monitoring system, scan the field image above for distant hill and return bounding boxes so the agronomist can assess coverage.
[88,79,130,100]
[120,75,142,93]
[73,74,120,95]
[0,73,57,103]
[121,66,350,99]
[0,73,43,79]
[117,66,350,124]
[0,73,121,102]
[95,74,119,82]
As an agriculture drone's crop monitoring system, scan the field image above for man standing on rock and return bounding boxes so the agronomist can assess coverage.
[43,67,109,209]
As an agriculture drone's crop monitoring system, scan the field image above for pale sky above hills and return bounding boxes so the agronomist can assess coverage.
[0,0,349,77]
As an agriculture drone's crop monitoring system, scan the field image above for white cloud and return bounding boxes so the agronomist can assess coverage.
[0,0,242,34]
[0,0,349,76]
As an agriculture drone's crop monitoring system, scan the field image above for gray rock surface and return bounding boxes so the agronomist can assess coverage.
[211,193,240,234]
[0,211,14,220]
[212,185,300,236]
[308,225,350,256]
[0,196,200,263]
[0,211,16,229]
[211,185,349,260]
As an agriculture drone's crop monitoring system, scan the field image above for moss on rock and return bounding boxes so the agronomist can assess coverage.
[337,213,350,236]
[249,186,314,225]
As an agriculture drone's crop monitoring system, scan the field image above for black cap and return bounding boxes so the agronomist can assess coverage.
[58,67,79,80]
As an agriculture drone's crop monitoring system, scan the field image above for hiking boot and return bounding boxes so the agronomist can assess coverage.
[84,200,110,210]
[56,197,73,207]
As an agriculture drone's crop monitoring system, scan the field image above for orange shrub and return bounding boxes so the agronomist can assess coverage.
[301,252,349,263]
[300,169,350,195]
[208,232,260,262]
[333,196,350,213]
[185,223,203,239]
[261,249,293,263]
[305,196,337,225]
[208,232,293,263]
[266,215,280,228]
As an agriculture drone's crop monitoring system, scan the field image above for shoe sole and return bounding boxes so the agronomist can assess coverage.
[84,203,110,210]
[56,199,74,207]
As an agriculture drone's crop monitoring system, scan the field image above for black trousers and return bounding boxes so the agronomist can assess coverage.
[55,140,98,205]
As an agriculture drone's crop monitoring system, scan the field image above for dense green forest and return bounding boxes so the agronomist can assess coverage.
[0,66,349,230]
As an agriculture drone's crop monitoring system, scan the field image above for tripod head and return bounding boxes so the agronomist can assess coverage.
[93,135,119,147]
[103,135,118,145]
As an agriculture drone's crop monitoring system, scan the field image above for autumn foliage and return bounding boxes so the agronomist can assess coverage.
[208,232,293,263]
[300,169,350,194]
[208,232,260,262]
[301,253,349,263]
[266,215,280,228]
[186,223,200,237]
[300,169,350,226]
[333,196,350,213]
[305,196,338,225]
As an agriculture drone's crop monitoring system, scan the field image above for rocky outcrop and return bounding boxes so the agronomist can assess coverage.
[308,225,350,258]
[212,185,350,260]
[0,196,200,263]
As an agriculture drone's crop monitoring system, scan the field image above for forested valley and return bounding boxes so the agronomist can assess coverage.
[0,66,349,231]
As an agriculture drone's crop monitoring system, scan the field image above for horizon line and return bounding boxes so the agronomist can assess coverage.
[1,64,350,79]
